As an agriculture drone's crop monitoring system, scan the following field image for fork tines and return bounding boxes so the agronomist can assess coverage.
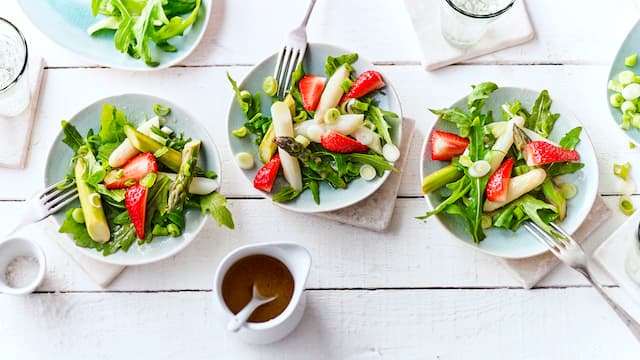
[273,45,306,99]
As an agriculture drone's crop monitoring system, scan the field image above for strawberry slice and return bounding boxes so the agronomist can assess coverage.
[125,184,148,239]
[104,152,158,189]
[525,141,580,166]
[299,75,326,111]
[485,157,514,202]
[430,130,469,161]
[320,130,369,153]
[340,70,385,105]
[254,153,281,192]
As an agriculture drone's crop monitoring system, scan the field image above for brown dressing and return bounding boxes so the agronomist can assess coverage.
[221,254,294,323]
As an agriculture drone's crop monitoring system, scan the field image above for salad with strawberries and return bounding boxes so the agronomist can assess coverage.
[228,53,400,204]
[420,83,584,244]
[57,103,233,256]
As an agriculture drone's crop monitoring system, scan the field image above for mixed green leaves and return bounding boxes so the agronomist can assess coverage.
[88,0,202,66]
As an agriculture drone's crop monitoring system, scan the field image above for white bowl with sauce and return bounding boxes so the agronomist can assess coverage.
[213,242,312,344]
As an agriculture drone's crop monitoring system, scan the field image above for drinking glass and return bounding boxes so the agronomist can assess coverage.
[0,17,30,117]
[440,0,515,48]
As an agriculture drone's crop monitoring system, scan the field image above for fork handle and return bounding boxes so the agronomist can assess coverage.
[577,266,640,342]
[298,0,317,28]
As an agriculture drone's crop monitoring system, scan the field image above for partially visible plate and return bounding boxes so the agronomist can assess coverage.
[227,43,403,213]
[45,94,220,266]
[420,87,599,259]
[607,20,640,142]
[18,0,211,70]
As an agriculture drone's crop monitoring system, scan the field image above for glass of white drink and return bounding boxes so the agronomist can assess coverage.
[0,18,29,118]
[440,0,515,48]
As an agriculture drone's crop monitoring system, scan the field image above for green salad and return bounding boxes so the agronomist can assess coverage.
[58,103,233,256]
[228,53,400,204]
[420,83,584,243]
[88,0,202,66]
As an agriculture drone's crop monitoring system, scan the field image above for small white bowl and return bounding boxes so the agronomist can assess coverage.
[0,237,46,295]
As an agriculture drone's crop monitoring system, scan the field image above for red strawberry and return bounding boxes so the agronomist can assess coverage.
[430,130,469,161]
[320,130,369,153]
[525,141,580,166]
[104,152,158,189]
[125,184,148,239]
[254,153,281,192]
[340,70,385,105]
[485,157,514,202]
[299,75,326,111]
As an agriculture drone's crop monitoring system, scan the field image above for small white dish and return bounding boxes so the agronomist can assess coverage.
[213,242,311,344]
[0,237,46,295]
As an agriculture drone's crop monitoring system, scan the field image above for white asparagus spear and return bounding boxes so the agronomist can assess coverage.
[314,65,350,124]
[295,114,364,142]
[108,117,160,167]
[272,102,303,191]
[483,168,547,212]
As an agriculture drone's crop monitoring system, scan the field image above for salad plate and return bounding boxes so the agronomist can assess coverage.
[227,43,403,213]
[45,94,221,266]
[420,87,599,259]
[17,0,211,70]
[607,19,640,142]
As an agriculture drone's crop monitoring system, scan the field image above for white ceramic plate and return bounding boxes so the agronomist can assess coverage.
[45,94,220,266]
[227,43,403,213]
[420,87,599,259]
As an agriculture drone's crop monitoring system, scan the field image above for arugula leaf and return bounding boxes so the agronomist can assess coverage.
[325,53,358,77]
[98,103,130,143]
[367,105,393,145]
[61,121,85,152]
[430,107,471,137]
[273,186,302,203]
[306,180,320,205]
[344,153,398,174]
[416,176,471,219]
[465,116,490,244]
[163,0,198,17]
[559,127,582,150]
[527,90,560,138]
[289,62,308,114]
[199,192,234,229]
[59,209,106,251]
[546,162,585,177]
[154,0,201,41]
[77,146,106,188]
[516,195,559,236]
[467,82,498,112]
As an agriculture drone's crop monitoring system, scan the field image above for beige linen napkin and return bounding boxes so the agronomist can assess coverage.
[0,55,45,168]
[315,119,415,231]
[500,195,611,289]
[403,0,535,71]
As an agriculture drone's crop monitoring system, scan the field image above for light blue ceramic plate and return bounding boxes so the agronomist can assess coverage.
[227,43,403,213]
[45,94,221,266]
[420,87,599,259]
[18,0,211,70]
[608,19,640,142]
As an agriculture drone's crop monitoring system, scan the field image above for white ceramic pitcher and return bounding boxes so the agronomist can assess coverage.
[213,242,312,344]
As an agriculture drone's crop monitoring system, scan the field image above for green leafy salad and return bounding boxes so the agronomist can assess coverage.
[420,83,584,243]
[228,53,401,204]
[58,103,233,256]
[88,0,202,66]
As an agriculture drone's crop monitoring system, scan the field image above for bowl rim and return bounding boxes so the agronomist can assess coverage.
[419,86,599,259]
[225,42,403,213]
[44,92,221,266]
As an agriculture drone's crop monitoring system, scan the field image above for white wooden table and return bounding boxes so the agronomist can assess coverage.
[2,0,640,358]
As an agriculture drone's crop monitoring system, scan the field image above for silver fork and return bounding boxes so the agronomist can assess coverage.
[273,0,317,99]
[6,182,79,237]
[524,220,640,341]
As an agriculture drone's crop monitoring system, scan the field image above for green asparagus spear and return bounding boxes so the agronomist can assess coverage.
[421,165,464,194]
[274,136,347,189]
[75,158,110,243]
[541,179,566,221]
[166,140,201,212]
[124,125,182,172]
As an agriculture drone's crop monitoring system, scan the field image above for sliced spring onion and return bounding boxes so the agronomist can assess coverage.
[262,76,278,97]
[626,53,638,67]
[382,143,400,162]
[294,135,311,148]
[622,114,632,130]
[231,126,248,138]
[623,83,640,100]
[619,70,636,85]
[153,104,171,117]
[621,100,636,113]
[167,223,181,237]
[88,193,102,208]
[560,183,577,199]
[294,111,308,123]
[468,160,491,178]
[239,90,252,103]
[633,114,640,129]
[614,162,631,180]
[140,172,157,188]
[610,93,624,107]
[235,152,255,170]
[631,142,637,149]
[620,195,635,216]
[608,79,625,93]
[481,214,492,229]
[72,208,85,224]
[458,155,473,168]
[324,108,340,124]
[359,164,377,181]
[161,126,173,135]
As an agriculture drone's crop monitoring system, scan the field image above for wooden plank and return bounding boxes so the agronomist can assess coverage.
[0,288,638,359]
[1,196,634,292]
[0,64,635,200]
[4,0,639,67]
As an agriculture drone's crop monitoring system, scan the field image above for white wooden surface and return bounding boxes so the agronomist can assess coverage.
[2,0,640,358]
